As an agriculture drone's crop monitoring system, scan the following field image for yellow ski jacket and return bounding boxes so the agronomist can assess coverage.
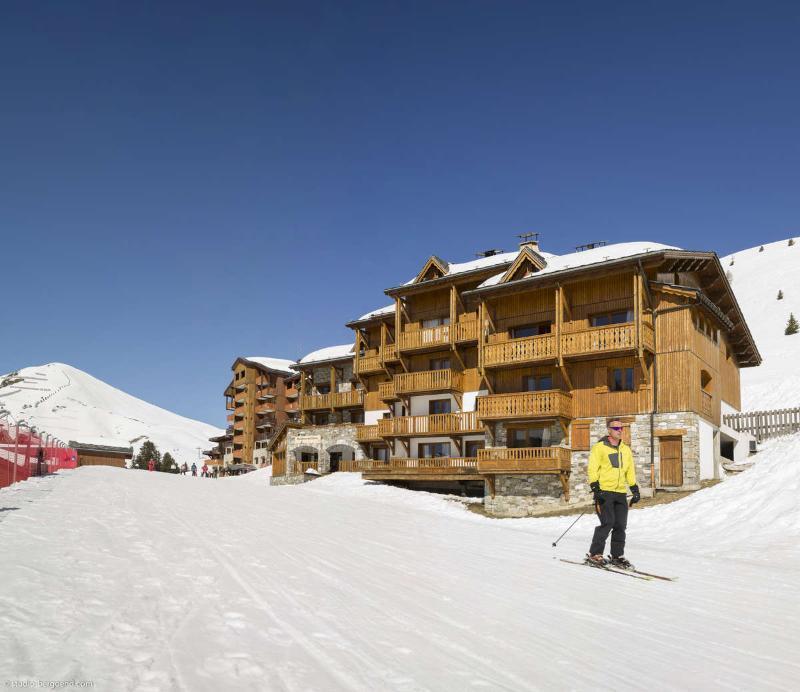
[588,437,636,493]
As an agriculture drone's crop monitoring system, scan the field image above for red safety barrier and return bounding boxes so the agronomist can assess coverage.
[0,416,78,490]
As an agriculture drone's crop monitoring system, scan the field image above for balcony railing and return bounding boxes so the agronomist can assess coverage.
[561,323,636,358]
[398,325,451,352]
[394,369,463,396]
[338,460,384,472]
[354,351,383,375]
[301,389,365,410]
[477,446,571,474]
[482,334,556,368]
[642,322,655,352]
[453,318,478,343]
[295,461,319,474]
[378,457,478,472]
[377,411,481,437]
[477,390,573,420]
[355,424,381,441]
[383,343,399,361]
[379,381,397,400]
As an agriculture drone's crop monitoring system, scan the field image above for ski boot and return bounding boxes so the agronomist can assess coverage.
[584,553,608,567]
[608,555,635,571]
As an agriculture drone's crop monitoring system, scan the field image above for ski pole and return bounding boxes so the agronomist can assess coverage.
[552,510,588,547]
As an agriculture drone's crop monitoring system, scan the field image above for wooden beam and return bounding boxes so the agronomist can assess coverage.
[559,363,573,391]
[486,474,496,498]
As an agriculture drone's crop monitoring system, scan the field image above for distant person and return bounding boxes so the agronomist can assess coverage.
[212,466,218,479]
[586,417,640,569]
[147,458,155,472]
[181,462,188,475]
[201,462,208,478]
[191,462,197,477]
[37,447,45,477]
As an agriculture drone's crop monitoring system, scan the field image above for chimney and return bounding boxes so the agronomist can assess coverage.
[517,232,541,252]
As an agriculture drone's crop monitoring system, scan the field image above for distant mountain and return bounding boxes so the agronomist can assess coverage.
[722,237,800,411]
[0,363,222,463]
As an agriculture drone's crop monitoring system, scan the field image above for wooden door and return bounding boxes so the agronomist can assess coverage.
[660,436,683,487]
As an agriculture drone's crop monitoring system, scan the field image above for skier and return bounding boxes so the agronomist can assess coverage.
[181,462,188,475]
[201,462,208,478]
[147,458,155,472]
[586,417,640,569]
[191,462,197,477]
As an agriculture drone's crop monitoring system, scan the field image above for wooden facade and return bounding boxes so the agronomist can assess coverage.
[213,357,299,467]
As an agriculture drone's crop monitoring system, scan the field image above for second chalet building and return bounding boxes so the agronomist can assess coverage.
[270,238,760,517]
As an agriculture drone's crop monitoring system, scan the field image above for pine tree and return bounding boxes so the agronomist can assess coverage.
[161,452,178,473]
[759,245,764,252]
[778,290,784,300]
[789,238,795,246]
[729,258,735,266]
[133,440,160,470]
[786,313,799,336]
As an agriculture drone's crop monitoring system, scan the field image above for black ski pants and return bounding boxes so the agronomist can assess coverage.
[589,491,628,558]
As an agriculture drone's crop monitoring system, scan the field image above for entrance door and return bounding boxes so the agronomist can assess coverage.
[660,436,683,487]
[329,452,341,473]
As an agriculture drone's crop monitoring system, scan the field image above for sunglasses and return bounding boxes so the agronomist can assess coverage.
[608,426,624,431]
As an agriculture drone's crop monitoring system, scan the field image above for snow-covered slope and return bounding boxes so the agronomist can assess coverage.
[722,237,800,410]
[0,363,221,462]
[0,434,798,689]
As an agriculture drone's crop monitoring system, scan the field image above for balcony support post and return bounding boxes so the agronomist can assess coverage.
[486,474,496,498]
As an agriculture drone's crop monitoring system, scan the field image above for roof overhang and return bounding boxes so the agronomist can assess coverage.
[384,260,516,298]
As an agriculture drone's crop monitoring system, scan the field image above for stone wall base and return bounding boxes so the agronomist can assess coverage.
[270,474,307,486]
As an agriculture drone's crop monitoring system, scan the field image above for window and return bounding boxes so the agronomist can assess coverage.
[316,384,331,395]
[349,410,364,424]
[429,357,451,371]
[700,370,712,393]
[422,317,450,328]
[465,440,484,457]
[312,413,328,425]
[374,446,389,461]
[511,322,551,338]
[610,367,634,391]
[508,425,563,448]
[523,374,553,392]
[429,399,452,415]
[301,452,317,462]
[591,310,633,327]
[419,442,450,458]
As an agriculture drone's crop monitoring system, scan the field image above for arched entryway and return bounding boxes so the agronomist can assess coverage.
[326,444,355,472]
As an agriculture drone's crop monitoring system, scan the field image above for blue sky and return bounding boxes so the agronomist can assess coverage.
[1,1,798,426]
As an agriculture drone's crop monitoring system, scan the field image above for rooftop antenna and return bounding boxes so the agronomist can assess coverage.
[517,232,540,247]
[476,248,504,258]
[575,240,607,252]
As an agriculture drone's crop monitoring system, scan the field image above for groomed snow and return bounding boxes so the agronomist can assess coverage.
[298,343,354,364]
[479,242,679,288]
[0,363,221,463]
[722,238,800,410]
[1,434,798,690]
[242,356,296,374]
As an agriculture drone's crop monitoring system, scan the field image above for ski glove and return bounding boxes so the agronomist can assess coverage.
[590,481,604,505]
[630,484,641,505]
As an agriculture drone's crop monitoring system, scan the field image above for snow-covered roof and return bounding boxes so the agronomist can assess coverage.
[241,356,296,375]
[298,344,354,365]
[357,304,395,321]
[403,250,522,285]
[478,242,679,288]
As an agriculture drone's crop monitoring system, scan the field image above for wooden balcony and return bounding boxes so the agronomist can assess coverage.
[482,334,556,368]
[295,461,319,474]
[338,460,384,472]
[561,323,637,358]
[362,457,481,481]
[354,351,383,375]
[394,369,463,396]
[355,424,381,441]
[398,325,451,353]
[379,381,397,400]
[383,343,399,362]
[453,318,478,343]
[477,446,571,474]
[477,390,573,421]
[377,411,482,437]
[301,389,365,411]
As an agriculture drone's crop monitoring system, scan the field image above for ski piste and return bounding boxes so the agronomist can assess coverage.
[558,558,676,582]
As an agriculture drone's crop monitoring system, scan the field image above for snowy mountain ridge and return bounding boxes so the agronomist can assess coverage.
[0,362,221,462]
[722,236,800,410]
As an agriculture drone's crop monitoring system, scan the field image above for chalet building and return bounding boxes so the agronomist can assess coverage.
[270,345,369,484]
[269,238,759,517]
[70,440,133,468]
[209,356,299,468]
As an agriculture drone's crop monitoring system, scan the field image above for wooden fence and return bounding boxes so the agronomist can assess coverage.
[723,407,800,442]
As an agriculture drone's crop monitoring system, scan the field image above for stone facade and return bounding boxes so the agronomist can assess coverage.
[285,423,367,474]
[270,473,307,486]
[483,413,702,518]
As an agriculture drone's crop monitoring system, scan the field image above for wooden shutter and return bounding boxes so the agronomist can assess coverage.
[594,366,608,391]
[571,420,591,451]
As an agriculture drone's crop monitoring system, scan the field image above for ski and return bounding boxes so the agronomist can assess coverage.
[625,568,677,582]
[558,558,653,581]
